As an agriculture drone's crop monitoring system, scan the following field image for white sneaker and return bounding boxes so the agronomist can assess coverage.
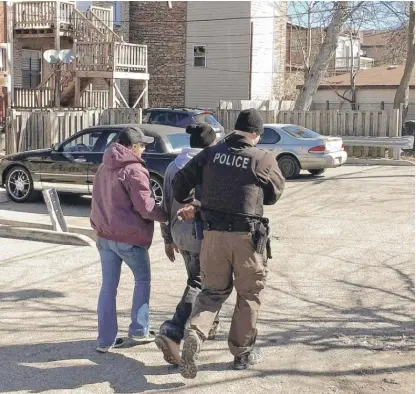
[96,338,124,353]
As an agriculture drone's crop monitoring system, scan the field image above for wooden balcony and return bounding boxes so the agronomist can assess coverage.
[14,1,75,36]
[75,42,149,80]
[13,1,118,41]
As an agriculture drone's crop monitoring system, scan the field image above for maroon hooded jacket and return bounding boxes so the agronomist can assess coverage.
[90,143,167,248]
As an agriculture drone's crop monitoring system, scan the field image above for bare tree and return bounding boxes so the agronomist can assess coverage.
[294,1,360,110]
[393,1,415,120]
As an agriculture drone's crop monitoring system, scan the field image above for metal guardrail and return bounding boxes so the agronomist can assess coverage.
[342,136,415,150]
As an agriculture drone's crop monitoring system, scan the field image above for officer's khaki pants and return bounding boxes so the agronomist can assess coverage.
[188,230,268,357]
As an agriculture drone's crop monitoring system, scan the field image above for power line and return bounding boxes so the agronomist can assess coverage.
[22,6,390,25]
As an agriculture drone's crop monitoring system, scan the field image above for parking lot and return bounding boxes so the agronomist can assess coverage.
[0,165,414,393]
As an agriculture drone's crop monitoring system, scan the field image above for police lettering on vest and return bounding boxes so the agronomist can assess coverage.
[212,153,251,169]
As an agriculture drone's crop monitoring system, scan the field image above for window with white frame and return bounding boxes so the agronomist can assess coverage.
[113,1,121,26]
[193,46,206,67]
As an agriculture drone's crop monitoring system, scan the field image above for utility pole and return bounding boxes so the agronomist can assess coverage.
[54,0,61,107]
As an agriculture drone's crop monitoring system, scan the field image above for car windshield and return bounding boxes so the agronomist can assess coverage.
[167,133,190,152]
[281,125,320,139]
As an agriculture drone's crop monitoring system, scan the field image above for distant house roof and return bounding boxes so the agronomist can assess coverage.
[316,65,415,90]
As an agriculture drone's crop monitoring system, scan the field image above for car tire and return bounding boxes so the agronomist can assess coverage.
[277,155,301,179]
[150,174,164,206]
[308,169,326,176]
[5,165,38,203]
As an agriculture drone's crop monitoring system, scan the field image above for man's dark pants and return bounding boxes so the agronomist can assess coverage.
[159,250,219,343]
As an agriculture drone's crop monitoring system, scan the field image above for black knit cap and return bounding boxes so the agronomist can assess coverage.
[117,126,154,147]
[186,123,216,148]
[234,108,264,135]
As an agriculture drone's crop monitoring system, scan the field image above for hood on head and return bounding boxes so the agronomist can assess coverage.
[174,147,202,169]
[103,143,143,170]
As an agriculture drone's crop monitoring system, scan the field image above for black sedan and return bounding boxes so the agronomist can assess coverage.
[0,124,191,205]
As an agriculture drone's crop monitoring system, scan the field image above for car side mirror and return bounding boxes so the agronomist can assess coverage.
[51,143,61,152]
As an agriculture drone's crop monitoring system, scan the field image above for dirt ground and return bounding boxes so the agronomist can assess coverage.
[0,165,414,393]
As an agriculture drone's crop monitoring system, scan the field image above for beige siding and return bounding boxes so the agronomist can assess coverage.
[185,1,251,109]
[250,0,274,100]
[312,88,415,121]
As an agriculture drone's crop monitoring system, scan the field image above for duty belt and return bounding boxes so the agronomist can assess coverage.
[203,221,255,233]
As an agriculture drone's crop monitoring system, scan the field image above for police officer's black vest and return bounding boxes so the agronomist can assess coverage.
[201,141,266,218]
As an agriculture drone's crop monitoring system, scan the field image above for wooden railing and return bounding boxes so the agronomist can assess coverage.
[75,43,111,71]
[114,43,147,72]
[14,1,55,29]
[89,5,114,30]
[75,42,148,73]
[60,1,76,26]
[71,8,106,43]
[86,9,120,41]
[36,72,55,89]
[80,90,109,108]
[14,88,54,108]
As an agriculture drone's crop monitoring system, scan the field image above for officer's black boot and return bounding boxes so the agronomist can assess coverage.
[233,348,263,370]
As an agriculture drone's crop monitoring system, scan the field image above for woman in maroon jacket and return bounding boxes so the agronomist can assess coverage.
[90,126,167,353]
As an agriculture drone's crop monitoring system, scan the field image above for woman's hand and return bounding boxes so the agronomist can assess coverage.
[177,205,196,221]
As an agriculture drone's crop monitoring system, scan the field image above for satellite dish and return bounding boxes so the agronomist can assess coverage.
[43,49,60,64]
[59,49,76,64]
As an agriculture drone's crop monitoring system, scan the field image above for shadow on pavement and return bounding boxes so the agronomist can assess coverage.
[0,192,91,218]
[0,289,66,301]
[258,259,415,354]
[0,340,184,393]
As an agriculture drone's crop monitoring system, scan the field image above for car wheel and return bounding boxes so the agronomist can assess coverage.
[5,165,37,203]
[277,155,301,179]
[150,175,163,206]
[308,169,326,176]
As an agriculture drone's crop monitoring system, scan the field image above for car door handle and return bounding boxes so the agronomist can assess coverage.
[74,158,87,163]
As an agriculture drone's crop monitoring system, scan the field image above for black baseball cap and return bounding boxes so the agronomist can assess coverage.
[117,126,154,146]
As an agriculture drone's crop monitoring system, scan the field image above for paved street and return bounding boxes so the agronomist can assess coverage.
[0,165,414,393]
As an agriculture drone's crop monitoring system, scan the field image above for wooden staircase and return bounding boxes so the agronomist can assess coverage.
[13,1,149,109]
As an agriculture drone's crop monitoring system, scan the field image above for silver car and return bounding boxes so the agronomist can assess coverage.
[257,124,347,179]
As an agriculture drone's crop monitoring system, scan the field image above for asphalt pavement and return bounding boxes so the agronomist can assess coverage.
[0,165,414,393]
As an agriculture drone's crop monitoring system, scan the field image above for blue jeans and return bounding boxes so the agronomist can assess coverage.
[96,237,151,346]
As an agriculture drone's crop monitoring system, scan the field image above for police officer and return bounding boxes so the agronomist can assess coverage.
[172,108,285,379]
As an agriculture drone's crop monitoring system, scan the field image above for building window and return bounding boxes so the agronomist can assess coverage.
[22,50,41,89]
[193,46,206,67]
[113,1,121,26]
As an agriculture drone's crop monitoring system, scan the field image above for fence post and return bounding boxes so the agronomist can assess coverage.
[391,109,401,160]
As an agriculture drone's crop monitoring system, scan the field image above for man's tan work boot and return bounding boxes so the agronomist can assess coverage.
[180,330,201,379]
[155,335,181,366]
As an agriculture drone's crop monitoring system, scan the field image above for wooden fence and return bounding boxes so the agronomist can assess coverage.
[218,99,295,111]
[6,108,142,155]
[213,108,402,159]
